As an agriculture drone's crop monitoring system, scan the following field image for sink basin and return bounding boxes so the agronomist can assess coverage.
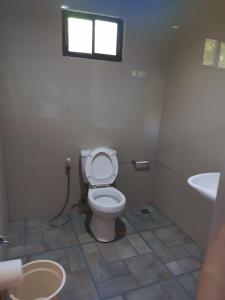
[187,173,220,202]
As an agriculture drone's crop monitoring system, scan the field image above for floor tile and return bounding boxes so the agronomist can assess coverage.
[107,260,130,277]
[169,246,190,260]
[119,217,136,234]
[114,237,138,259]
[43,225,78,250]
[82,242,99,254]
[84,252,112,282]
[125,284,169,300]
[71,212,87,235]
[166,257,201,276]
[97,275,137,298]
[191,270,201,282]
[177,273,199,292]
[126,233,152,255]
[183,243,205,262]
[125,253,172,286]
[25,232,44,244]
[154,226,191,247]
[28,249,69,272]
[25,217,50,233]
[62,270,99,300]
[77,232,95,244]
[97,242,120,263]
[146,238,175,263]
[107,296,124,300]
[140,230,157,241]
[161,278,192,300]
[10,220,25,246]
[150,211,172,227]
[8,245,24,259]
[65,245,87,272]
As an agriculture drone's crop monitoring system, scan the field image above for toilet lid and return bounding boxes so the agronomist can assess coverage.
[85,147,118,186]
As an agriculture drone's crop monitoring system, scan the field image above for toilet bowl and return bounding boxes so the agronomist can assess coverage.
[81,147,126,242]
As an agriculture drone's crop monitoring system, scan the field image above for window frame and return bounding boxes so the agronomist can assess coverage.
[62,9,124,62]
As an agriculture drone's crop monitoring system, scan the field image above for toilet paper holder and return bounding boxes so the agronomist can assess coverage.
[131,159,150,170]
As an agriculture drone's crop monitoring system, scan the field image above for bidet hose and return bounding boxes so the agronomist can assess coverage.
[48,159,71,228]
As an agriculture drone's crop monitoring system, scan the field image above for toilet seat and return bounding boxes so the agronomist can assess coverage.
[88,187,126,214]
[85,147,118,186]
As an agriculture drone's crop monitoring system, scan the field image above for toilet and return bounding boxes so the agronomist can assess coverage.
[81,147,126,242]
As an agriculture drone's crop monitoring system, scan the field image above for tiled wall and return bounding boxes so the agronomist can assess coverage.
[0,110,8,259]
[0,0,171,219]
[154,0,225,248]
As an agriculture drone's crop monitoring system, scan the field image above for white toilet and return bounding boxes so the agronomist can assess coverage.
[81,147,126,242]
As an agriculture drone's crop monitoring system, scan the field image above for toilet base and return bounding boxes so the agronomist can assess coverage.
[90,214,116,242]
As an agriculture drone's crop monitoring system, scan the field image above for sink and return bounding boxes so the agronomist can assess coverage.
[187,173,220,202]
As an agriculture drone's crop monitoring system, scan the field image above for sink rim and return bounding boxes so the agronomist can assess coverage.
[187,172,220,202]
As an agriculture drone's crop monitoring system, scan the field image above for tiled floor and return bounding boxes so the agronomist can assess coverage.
[8,204,204,300]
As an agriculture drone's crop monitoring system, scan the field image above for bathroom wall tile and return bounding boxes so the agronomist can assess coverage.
[161,278,192,300]
[43,225,78,250]
[166,257,201,276]
[96,275,138,298]
[126,233,152,255]
[125,253,172,286]
[65,245,87,272]
[154,226,191,247]
[28,249,69,272]
[117,163,154,206]
[124,284,169,300]
[8,165,78,220]
[153,164,213,249]
[63,270,99,300]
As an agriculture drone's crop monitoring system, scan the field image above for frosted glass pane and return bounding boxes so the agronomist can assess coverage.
[68,18,92,54]
[94,20,118,55]
[203,39,218,66]
[218,43,225,69]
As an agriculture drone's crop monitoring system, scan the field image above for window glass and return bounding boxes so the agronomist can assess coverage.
[203,39,218,66]
[94,20,118,56]
[68,17,93,54]
[218,42,225,69]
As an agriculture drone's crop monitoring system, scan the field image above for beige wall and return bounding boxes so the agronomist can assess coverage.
[0,110,8,260]
[154,0,225,248]
[0,0,171,219]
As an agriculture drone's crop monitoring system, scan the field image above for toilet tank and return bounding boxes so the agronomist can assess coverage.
[80,149,92,183]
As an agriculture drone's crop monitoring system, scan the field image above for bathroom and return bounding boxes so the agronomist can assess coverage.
[1,0,225,299]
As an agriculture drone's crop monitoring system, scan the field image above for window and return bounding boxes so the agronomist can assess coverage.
[62,9,124,61]
[218,42,225,69]
[202,39,218,66]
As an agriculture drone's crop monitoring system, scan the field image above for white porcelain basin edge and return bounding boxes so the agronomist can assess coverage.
[187,172,220,202]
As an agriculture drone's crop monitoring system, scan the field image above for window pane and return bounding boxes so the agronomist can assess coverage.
[202,39,218,66]
[68,18,93,54]
[94,20,118,55]
[218,42,225,69]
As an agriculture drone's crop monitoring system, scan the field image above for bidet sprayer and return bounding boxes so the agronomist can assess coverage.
[65,157,72,174]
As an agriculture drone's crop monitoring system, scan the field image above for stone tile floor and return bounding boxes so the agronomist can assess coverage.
[8,204,204,300]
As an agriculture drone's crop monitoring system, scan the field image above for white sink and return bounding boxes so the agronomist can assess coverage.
[187,173,220,202]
